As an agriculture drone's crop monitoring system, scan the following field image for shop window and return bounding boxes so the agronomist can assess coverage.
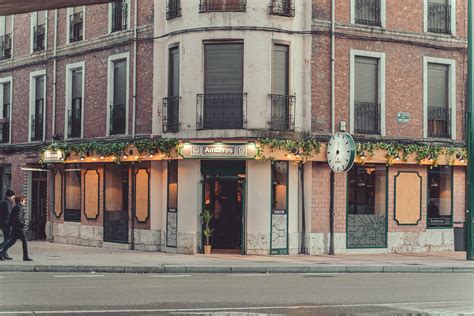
[427,166,452,228]
[271,161,289,254]
[166,160,178,247]
[64,171,81,222]
[272,161,288,211]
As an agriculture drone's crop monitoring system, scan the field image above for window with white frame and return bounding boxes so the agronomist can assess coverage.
[0,77,11,143]
[29,71,46,142]
[425,0,456,35]
[107,53,129,135]
[109,0,130,33]
[68,7,84,43]
[351,0,386,27]
[31,11,47,53]
[424,57,456,139]
[0,16,13,60]
[65,62,84,139]
[350,50,385,136]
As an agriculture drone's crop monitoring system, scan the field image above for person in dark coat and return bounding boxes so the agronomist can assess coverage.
[0,190,15,260]
[0,196,32,261]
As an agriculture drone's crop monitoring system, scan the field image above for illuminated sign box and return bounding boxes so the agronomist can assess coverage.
[181,143,257,159]
[42,149,65,163]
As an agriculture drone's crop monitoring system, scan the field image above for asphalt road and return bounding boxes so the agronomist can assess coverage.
[0,272,473,315]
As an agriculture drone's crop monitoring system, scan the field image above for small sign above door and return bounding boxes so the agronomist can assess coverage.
[181,143,257,159]
[42,149,65,163]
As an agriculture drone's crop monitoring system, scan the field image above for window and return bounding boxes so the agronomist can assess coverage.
[68,7,84,43]
[353,0,382,26]
[64,171,81,222]
[166,160,178,247]
[350,50,385,136]
[270,44,295,131]
[198,42,245,129]
[427,166,452,228]
[0,15,12,60]
[107,53,129,135]
[110,0,129,33]
[269,0,295,17]
[163,46,180,133]
[31,11,46,53]
[423,57,456,139]
[29,71,46,142]
[0,78,11,144]
[166,0,181,20]
[65,62,84,139]
[199,0,247,13]
[425,0,455,35]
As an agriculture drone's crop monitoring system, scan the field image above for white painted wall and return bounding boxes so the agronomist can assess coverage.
[150,161,165,231]
[288,163,299,254]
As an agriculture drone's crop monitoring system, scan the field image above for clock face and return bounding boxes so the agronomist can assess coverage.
[327,132,356,173]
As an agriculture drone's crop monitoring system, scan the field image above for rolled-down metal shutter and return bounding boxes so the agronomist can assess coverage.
[355,56,378,103]
[428,63,448,108]
[204,43,243,94]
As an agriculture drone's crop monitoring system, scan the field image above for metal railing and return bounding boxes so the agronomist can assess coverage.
[196,93,247,129]
[33,24,45,52]
[428,2,451,34]
[111,0,128,32]
[354,101,381,135]
[166,0,182,19]
[269,0,295,17]
[69,11,83,42]
[355,0,381,26]
[0,105,9,143]
[0,34,12,60]
[67,98,82,138]
[110,103,126,135]
[30,113,44,142]
[199,0,246,13]
[269,94,295,131]
[162,96,180,133]
[428,106,451,138]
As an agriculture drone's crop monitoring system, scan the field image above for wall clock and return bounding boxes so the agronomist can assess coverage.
[327,132,356,173]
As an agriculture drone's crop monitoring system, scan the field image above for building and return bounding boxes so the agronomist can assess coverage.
[0,0,468,255]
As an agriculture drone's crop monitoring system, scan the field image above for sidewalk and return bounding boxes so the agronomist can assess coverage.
[1,241,473,273]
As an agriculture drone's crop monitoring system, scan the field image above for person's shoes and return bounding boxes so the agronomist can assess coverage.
[0,255,4,261]
[23,257,33,262]
[3,255,12,260]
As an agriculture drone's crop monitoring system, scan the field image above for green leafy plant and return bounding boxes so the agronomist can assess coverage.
[200,209,214,246]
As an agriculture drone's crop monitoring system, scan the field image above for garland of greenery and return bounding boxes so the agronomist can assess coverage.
[256,138,321,162]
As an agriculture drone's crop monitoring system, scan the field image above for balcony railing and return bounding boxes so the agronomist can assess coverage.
[69,11,83,42]
[0,34,12,60]
[166,0,182,19]
[354,101,381,135]
[0,105,10,143]
[428,2,451,34]
[269,94,295,131]
[428,106,451,138]
[67,98,82,138]
[111,0,128,32]
[162,96,180,133]
[269,0,295,17]
[110,104,126,135]
[355,0,381,26]
[30,113,44,142]
[33,24,46,52]
[199,0,246,13]
[197,93,247,130]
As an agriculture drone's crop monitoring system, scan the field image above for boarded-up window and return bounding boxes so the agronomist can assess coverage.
[428,63,448,108]
[135,168,150,223]
[394,172,422,225]
[54,172,62,218]
[64,171,81,222]
[355,56,378,103]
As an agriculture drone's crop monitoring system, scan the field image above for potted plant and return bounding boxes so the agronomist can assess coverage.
[201,209,214,255]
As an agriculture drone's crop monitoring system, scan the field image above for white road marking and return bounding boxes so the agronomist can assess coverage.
[228,273,271,277]
[0,276,4,279]
[0,300,472,315]
[148,274,191,278]
[53,274,105,278]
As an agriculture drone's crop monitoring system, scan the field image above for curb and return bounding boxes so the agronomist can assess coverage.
[0,265,473,274]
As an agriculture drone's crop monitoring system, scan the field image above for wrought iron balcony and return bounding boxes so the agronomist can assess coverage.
[196,93,247,130]
[0,34,12,60]
[0,106,10,143]
[162,96,180,133]
[199,0,246,13]
[30,113,44,142]
[269,94,295,131]
[67,98,82,138]
[69,11,83,42]
[269,0,295,17]
[355,0,381,26]
[428,106,451,138]
[110,103,126,135]
[428,2,451,34]
[354,101,381,135]
[33,24,45,52]
[166,0,181,20]
[111,0,128,32]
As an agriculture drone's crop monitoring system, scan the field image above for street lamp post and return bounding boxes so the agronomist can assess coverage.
[467,0,474,260]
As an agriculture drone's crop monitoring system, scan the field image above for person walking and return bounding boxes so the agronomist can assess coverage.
[0,190,15,260]
[0,196,32,261]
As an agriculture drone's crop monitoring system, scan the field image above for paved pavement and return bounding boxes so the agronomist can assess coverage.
[0,241,473,273]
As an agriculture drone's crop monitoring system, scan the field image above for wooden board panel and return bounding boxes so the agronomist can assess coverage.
[394,172,422,225]
[54,172,62,218]
[135,169,149,223]
[84,170,100,220]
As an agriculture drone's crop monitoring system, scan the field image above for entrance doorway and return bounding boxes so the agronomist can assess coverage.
[30,171,47,240]
[104,164,129,243]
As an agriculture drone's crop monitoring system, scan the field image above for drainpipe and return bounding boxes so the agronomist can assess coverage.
[330,0,335,134]
[52,9,58,137]
[132,0,138,138]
